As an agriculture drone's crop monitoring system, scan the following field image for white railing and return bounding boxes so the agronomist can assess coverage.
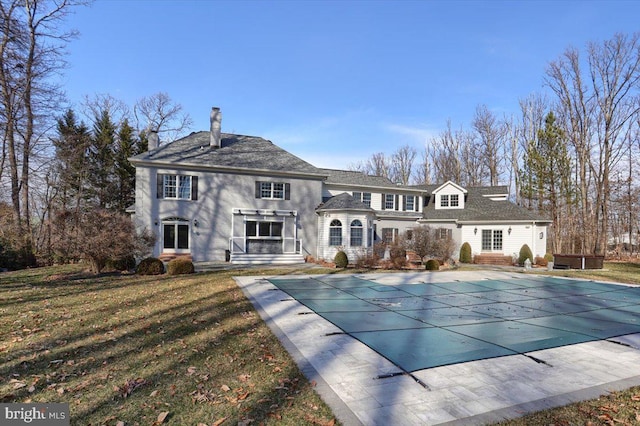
[228,237,302,254]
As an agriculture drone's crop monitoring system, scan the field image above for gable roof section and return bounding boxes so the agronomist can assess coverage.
[316,192,375,213]
[432,181,468,194]
[129,131,325,177]
[421,185,551,223]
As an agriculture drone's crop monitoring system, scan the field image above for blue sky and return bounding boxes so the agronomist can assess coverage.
[61,0,640,169]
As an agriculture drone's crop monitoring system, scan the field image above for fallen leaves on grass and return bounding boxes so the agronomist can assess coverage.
[153,411,169,425]
[115,378,147,398]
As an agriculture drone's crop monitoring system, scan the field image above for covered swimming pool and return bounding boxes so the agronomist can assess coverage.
[267,275,640,372]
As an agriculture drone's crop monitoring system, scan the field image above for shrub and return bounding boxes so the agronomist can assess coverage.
[431,236,456,264]
[389,244,406,261]
[425,259,440,270]
[544,253,554,263]
[518,244,534,266]
[167,257,195,275]
[389,244,407,269]
[334,251,348,268]
[354,249,379,269]
[391,255,407,269]
[459,242,472,264]
[50,208,156,273]
[535,256,548,267]
[136,257,165,275]
[109,255,137,271]
[404,225,432,263]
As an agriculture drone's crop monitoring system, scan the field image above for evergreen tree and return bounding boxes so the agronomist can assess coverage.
[519,112,573,252]
[88,109,118,209]
[51,109,92,212]
[113,118,139,212]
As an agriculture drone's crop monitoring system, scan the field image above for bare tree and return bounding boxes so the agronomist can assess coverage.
[588,33,640,255]
[0,0,83,264]
[390,144,417,185]
[472,104,506,186]
[546,33,640,255]
[82,93,130,127]
[414,146,432,185]
[430,120,461,183]
[516,94,548,207]
[134,92,193,143]
[546,46,596,253]
[458,128,485,186]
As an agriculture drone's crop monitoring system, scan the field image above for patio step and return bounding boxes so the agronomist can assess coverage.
[473,254,513,266]
[158,253,193,263]
[230,253,306,265]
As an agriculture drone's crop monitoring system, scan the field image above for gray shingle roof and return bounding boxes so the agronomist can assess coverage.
[316,192,375,212]
[129,131,324,176]
[320,168,411,189]
[421,187,550,222]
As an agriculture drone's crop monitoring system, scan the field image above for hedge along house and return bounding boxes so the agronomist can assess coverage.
[129,107,551,264]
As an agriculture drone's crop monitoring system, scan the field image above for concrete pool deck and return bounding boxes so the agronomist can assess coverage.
[234,270,640,425]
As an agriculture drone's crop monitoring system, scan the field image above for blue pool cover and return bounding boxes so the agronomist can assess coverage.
[267,276,640,372]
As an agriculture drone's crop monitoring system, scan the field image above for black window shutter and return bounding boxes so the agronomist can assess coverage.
[402,195,406,211]
[191,176,198,200]
[381,193,386,210]
[448,229,453,239]
[157,174,163,198]
[415,196,420,211]
[395,194,399,211]
[255,181,261,198]
[285,183,291,200]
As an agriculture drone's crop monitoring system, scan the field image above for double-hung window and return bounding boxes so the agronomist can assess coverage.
[352,192,372,207]
[404,195,415,211]
[158,174,197,200]
[441,194,449,207]
[436,228,452,240]
[256,181,290,200]
[350,220,363,246]
[381,228,398,244]
[450,194,459,207]
[329,220,342,246]
[385,194,395,210]
[362,192,371,207]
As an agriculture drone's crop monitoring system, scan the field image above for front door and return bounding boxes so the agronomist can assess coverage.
[162,218,190,254]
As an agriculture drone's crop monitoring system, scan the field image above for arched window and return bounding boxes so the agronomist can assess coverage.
[350,220,363,246]
[329,219,342,246]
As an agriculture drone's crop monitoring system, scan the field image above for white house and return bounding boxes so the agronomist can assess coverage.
[129,107,551,264]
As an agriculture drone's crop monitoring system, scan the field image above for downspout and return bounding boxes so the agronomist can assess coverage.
[532,221,536,257]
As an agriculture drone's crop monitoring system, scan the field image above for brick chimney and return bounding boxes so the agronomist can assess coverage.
[210,107,221,148]
[148,130,159,151]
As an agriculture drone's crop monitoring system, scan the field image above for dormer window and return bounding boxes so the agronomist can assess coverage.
[433,181,467,210]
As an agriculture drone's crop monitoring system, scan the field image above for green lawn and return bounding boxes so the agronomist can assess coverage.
[2,261,640,425]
